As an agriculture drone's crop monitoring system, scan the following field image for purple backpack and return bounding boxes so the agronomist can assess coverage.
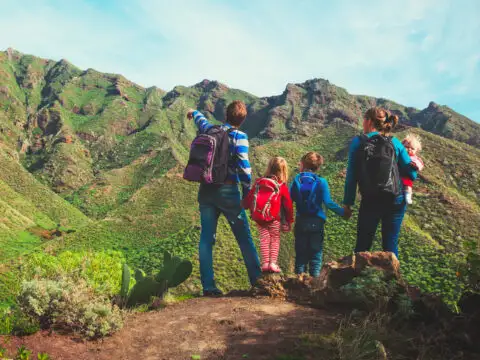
[183,126,233,184]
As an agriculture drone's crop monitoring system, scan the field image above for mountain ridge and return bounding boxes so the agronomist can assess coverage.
[2,49,478,141]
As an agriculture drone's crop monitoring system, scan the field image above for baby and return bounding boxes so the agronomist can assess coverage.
[401,133,424,204]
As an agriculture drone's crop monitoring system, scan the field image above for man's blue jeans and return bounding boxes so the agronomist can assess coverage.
[355,199,407,258]
[198,184,261,292]
[294,217,325,277]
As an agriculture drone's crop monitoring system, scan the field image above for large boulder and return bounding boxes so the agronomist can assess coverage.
[253,252,407,312]
[310,252,407,312]
[316,252,401,290]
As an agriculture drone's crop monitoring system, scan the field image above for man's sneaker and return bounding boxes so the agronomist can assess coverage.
[261,263,271,272]
[203,289,223,297]
[270,263,281,273]
[405,192,413,205]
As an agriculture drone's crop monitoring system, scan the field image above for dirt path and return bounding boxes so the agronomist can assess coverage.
[2,296,340,360]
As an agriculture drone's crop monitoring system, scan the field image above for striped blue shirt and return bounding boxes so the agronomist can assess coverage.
[192,110,252,194]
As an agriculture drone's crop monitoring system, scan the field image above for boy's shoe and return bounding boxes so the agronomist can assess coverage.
[405,192,413,205]
[261,263,271,272]
[270,263,281,273]
[203,289,223,297]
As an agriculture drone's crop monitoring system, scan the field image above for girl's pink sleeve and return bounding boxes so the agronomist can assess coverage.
[281,183,294,223]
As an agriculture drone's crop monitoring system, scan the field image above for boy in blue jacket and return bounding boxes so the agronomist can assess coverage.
[290,152,348,277]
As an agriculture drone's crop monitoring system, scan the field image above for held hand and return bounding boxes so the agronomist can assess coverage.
[187,109,195,119]
[241,198,248,209]
[281,223,292,232]
[343,205,353,220]
[409,161,419,171]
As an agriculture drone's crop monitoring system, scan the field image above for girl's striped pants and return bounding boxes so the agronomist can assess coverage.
[256,220,281,265]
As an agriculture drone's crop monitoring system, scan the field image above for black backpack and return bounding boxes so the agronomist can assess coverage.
[183,126,233,184]
[355,134,400,201]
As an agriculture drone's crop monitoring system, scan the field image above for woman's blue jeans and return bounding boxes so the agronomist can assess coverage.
[355,199,407,258]
[198,184,261,292]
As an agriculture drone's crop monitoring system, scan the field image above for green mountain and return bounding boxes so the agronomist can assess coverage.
[410,101,480,148]
[0,144,89,258]
[0,49,479,306]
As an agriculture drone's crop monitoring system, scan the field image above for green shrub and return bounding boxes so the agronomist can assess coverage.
[0,307,39,336]
[340,268,401,309]
[15,345,32,360]
[18,277,123,338]
[20,250,125,297]
[0,308,13,334]
[0,345,51,360]
[31,127,43,137]
[460,240,480,293]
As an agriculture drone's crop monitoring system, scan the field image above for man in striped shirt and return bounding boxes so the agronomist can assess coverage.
[187,101,261,296]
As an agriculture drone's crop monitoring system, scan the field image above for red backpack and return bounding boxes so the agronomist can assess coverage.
[248,177,281,224]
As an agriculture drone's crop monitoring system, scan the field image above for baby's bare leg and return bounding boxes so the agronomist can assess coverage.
[405,186,413,204]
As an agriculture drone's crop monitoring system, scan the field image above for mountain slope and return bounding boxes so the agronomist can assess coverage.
[0,49,478,306]
[410,101,480,148]
[0,146,89,260]
[1,49,478,201]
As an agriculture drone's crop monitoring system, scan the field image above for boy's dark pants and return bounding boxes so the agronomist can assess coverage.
[294,216,325,277]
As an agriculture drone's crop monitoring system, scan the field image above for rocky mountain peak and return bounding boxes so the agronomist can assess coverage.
[193,79,229,93]
[5,47,22,60]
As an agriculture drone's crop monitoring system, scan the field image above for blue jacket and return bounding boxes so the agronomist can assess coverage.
[290,172,345,221]
[343,132,417,206]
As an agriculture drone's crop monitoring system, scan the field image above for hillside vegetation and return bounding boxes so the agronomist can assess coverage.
[0,48,478,315]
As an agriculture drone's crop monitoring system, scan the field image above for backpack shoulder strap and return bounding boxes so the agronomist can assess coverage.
[358,134,369,144]
[306,174,322,206]
[293,173,304,202]
[293,173,302,189]
[262,177,280,192]
[299,172,317,181]
[225,127,236,160]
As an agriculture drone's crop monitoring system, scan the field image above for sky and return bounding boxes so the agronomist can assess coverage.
[0,0,479,122]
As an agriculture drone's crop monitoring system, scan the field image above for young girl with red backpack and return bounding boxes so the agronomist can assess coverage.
[243,157,294,273]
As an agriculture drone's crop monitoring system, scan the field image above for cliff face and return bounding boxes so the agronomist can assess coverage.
[410,101,480,148]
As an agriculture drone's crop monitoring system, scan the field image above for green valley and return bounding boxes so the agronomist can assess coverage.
[0,47,479,317]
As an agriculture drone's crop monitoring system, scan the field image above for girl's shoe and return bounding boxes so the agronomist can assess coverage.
[270,263,281,273]
[261,263,271,272]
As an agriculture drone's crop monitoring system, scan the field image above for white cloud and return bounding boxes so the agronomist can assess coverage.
[435,61,447,73]
[0,0,478,121]
[0,1,162,84]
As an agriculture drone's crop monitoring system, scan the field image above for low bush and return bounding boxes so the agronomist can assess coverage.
[339,267,413,318]
[340,268,398,306]
[0,307,40,336]
[0,308,12,335]
[18,277,123,338]
[459,239,480,293]
[20,250,125,297]
[0,345,51,360]
[15,345,31,360]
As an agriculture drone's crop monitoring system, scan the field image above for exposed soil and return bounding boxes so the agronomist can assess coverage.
[1,296,340,360]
